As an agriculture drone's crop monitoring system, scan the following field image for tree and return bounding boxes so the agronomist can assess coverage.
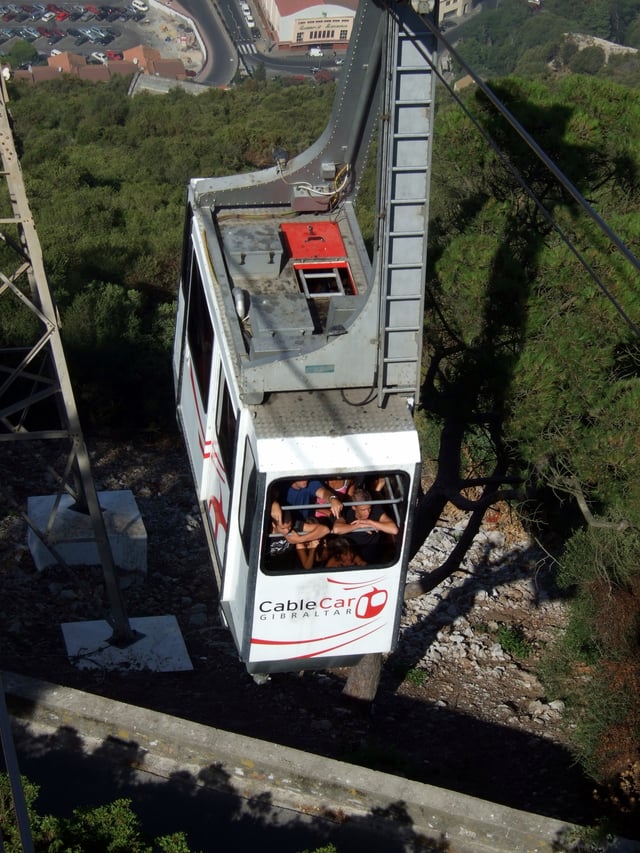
[1,38,38,68]
[0,774,198,852]
[346,70,640,761]
[569,45,606,74]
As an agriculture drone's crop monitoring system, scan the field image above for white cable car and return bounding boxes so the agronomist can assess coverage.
[173,0,437,674]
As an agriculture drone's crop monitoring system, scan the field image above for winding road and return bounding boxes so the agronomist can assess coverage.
[161,0,343,87]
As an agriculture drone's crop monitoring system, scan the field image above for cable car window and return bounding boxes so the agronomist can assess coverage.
[262,472,409,574]
[216,370,237,479]
[186,254,213,411]
[239,439,257,560]
[180,203,193,302]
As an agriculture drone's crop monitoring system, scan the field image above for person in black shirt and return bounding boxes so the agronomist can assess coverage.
[332,488,398,563]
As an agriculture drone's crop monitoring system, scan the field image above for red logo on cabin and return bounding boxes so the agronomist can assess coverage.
[355,587,388,619]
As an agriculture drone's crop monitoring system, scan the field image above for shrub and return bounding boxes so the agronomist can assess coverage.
[0,776,198,853]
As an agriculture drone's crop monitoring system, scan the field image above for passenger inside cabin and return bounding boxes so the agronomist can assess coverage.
[324,536,367,568]
[315,477,354,521]
[365,475,387,500]
[268,510,329,570]
[332,488,399,564]
[271,479,343,524]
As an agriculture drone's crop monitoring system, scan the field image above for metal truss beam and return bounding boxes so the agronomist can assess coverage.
[0,75,134,646]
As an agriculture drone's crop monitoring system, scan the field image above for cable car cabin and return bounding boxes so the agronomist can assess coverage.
[173,197,422,675]
[173,0,437,674]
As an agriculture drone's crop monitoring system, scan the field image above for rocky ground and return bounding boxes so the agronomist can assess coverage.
[0,434,607,833]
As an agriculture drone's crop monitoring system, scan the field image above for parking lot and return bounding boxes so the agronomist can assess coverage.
[0,1,200,66]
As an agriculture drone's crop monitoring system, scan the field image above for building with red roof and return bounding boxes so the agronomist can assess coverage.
[258,0,357,51]
[11,46,189,86]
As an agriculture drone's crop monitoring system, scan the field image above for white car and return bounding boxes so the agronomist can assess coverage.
[90,51,107,63]
[131,0,148,11]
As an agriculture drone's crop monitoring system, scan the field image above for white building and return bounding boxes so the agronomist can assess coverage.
[439,0,473,23]
[259,0,357,51]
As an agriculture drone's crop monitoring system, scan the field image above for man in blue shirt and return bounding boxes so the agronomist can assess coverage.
[272,479,343,523]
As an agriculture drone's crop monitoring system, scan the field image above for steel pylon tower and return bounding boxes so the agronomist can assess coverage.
[0,74,135,646]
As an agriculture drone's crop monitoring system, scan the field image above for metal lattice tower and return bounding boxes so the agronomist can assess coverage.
[0,74,134,646]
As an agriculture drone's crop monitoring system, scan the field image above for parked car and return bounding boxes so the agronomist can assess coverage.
[41,10,55,21]
[73,33,87,44]
[90,49,107,62]
[131,0,147,11]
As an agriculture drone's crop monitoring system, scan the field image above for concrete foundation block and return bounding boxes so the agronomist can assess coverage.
[27,490,147,573]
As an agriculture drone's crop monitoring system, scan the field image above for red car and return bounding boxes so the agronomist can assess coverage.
[56,9,70,20]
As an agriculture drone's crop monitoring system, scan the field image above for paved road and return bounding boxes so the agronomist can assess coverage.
[169,0,237,85]
[2,0,345,86]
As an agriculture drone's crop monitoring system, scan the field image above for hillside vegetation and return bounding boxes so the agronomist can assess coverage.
[2,69,639,830]
[1,74,334,428]
[454,0,640,86]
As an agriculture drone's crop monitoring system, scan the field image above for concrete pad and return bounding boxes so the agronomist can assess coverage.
[60,615,193,673]
[27,490,147,572]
